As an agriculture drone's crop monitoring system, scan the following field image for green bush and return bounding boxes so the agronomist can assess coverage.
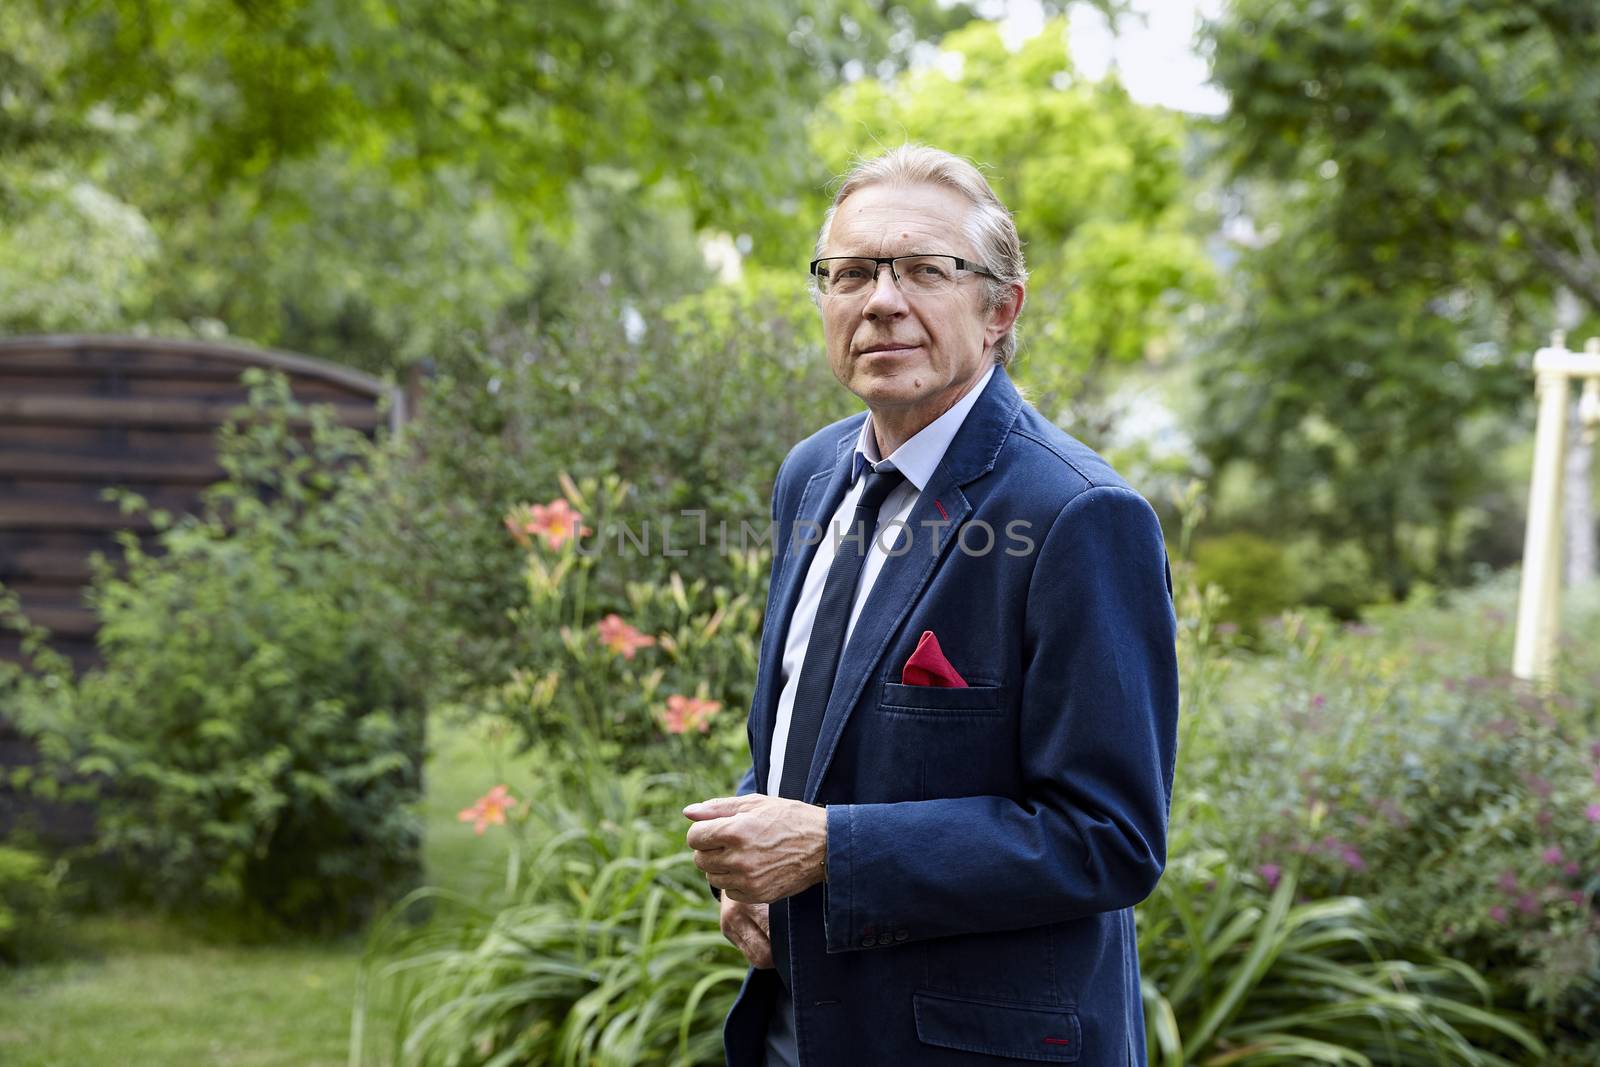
[356,768,746,1067]
[1140,845,1542,1065]
[1282,535,1388,619]
[485,473,764,782]
[5,371,425,932]
[0,843,64,965]
[1176,573,1600,1063]
[353,271,851,702]
[1191,531,1297,636]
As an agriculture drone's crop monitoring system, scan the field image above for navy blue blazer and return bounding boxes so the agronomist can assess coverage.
[722,365,1180,1066]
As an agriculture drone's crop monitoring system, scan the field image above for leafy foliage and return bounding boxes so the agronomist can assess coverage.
[3,372,425,931]
[0,843,64,965]
[487,473,764,780]
[356,770,746,1067]
[0,0,970,369]
[1209,0,1600,320]
[1197,0,1600,599]
[356,275,851,700]
[1141,851,1543,1065]
[1175,564,1600,1062]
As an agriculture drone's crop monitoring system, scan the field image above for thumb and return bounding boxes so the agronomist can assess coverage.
[683,795,753,821]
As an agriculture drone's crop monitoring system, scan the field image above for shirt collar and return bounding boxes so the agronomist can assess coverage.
[851,365,997,490]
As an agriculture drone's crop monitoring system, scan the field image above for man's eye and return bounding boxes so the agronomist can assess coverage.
[835,266,869,280]
[910,263,948,277]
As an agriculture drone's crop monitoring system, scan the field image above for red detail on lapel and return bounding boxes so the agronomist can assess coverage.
[933,499,949,520]
[1043,1036,1072,1046]
[901,630,968,687]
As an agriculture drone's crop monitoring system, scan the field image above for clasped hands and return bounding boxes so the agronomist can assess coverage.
[683,795,828,970]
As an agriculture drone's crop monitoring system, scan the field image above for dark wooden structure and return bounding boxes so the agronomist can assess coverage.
[0,336,402,841]
[0,335,401,670]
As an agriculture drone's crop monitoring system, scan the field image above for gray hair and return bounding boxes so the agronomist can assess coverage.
[812,144,1027,366]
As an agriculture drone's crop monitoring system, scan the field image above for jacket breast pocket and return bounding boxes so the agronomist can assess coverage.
[879,682,1005,719]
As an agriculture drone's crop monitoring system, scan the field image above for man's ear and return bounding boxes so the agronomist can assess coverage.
[984,283,1025,348]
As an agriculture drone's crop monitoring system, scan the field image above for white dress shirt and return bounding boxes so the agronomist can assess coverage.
[764,365,994,796]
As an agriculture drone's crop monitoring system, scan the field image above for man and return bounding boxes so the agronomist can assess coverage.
[684,144,1179,1066]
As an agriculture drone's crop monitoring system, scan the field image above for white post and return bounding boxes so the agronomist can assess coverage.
[1514,333,1600,683]
[1514,336,1572,682]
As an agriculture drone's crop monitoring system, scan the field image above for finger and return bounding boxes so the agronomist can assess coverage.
[683,796,759,821]
[686,815,746,851]
[693,850,734,876]
[741,930,773,969]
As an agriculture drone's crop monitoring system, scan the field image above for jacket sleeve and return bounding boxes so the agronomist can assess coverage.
[821,485,1179,951]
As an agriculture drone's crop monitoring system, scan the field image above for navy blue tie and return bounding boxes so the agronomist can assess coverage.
[779,466,906,800]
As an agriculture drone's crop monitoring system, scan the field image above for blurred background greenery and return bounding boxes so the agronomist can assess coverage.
[2,0,1598,1063]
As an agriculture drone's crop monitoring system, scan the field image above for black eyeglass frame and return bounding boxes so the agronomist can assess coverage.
[808,254,999,293]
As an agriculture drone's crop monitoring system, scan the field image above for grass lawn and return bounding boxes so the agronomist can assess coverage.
[0,713,535,1067]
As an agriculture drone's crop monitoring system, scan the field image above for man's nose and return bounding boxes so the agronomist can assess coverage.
[862,264,907,317]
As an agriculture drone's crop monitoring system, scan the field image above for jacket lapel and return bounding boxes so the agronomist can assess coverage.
[802,367,1024,802]
[752,426,860,792]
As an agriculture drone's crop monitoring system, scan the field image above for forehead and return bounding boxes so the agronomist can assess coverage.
[824,182,974,257]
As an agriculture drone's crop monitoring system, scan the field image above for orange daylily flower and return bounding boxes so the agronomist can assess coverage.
[458,785,518,835]
[597,613,657,659]
[504,498,592,550]
[663,694,722,734]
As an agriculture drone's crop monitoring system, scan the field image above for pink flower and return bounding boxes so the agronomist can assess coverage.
[1496,870,1518,894]
[1489,905,1508,923]
[663,694,722,734]
[1587,803,1600,823]
[596,613,656,659]
[458,785,518,835]
[1515,893,1541,917]
[1543,846,1565,866]
[1258,863,1282,890]
[1571,890,1586,907]
[1564,861,1580,878]
[504,498,592,550]
[1311,694,1326,709]
[1339,847,1366,871]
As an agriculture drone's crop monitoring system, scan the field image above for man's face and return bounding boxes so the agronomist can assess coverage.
[818,182,1015,428]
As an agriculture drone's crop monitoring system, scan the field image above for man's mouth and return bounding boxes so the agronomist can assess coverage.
[859,343,919,356]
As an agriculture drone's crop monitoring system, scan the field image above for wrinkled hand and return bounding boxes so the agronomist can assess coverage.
[683,795,827,904]
[720,894,773,969]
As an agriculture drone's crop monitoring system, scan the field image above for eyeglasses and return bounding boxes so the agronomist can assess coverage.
[809,254,997,297]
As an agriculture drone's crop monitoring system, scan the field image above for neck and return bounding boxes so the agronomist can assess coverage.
[867,369,990,457]
[870,407,941,458]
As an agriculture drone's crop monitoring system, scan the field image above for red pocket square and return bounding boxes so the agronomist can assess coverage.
[901,630,968,688]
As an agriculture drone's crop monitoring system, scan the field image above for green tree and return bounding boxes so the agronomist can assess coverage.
[1209,0,1600,316]
[1196,0,1600,597]
[0,0,972,369]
